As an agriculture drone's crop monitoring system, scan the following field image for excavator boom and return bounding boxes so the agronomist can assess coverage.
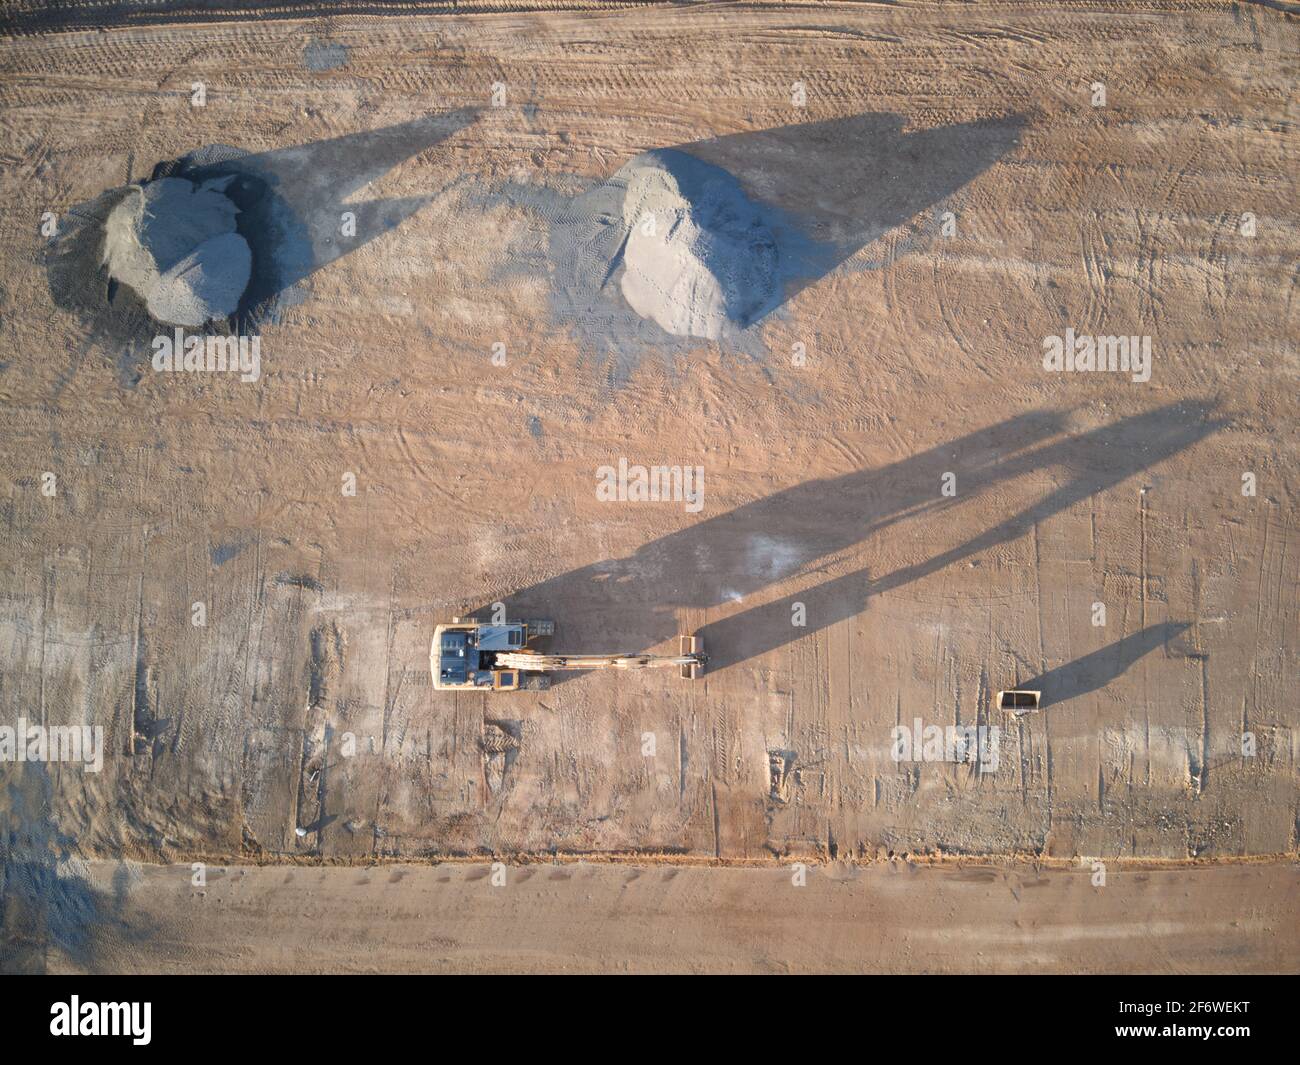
[496,650,699,671]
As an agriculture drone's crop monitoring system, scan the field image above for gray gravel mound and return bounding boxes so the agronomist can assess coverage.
[617,149,779,339]
[147,232,253,328]
[102,175,250,325]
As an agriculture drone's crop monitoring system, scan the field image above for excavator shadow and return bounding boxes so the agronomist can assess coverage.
[478,401,1221,676]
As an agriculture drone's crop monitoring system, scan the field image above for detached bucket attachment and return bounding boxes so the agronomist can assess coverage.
[997,689,1041,714]
[680,634,705,680]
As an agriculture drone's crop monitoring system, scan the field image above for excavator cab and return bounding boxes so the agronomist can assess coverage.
[431,619,553,692]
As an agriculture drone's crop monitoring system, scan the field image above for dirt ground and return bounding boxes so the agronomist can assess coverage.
[0,2,1296,973]
[32,858,1300,974]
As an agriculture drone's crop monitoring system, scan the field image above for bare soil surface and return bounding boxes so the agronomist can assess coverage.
[29,858,1300,974]
[0,2,1296,973]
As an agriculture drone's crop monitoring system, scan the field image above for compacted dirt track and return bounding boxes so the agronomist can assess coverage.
[41,858,1299,974]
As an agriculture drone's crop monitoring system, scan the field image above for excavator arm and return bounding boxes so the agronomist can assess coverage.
[497,648,701,673]
[498,635,706,679]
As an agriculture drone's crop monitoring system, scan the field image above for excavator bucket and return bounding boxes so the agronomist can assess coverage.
[680,634,705,680]
[997,689,1041,714]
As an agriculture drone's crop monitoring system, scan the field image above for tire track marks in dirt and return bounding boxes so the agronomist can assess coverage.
[1,0,1295,871]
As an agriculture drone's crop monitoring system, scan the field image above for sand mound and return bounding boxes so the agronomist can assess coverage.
[617,150,779,339]
[103,175,251,325]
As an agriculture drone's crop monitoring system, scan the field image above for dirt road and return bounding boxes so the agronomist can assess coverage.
[26,858,1295,974]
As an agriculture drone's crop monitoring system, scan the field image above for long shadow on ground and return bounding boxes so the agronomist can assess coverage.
[479,401,1222,674]
[679,111,1028,315]
[1010,622,1195,709]
[0,763,147,973]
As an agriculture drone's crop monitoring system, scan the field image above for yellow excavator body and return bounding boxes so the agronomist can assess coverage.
[431,618,705,692]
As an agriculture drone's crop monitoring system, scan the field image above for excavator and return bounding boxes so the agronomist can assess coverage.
[430,617,706,692]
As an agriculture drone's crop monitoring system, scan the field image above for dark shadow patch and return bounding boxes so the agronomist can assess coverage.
[696,403,1222,670]
[277,573,323,593]
[680,112,1027,309]
[479,408,1065,648]
[304,40,349,71]
[299,813,339,835]
[0,764,149,973]
[210,541,246,566]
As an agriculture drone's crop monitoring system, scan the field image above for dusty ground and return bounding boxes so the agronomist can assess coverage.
[31,858,1300,974]
[0,2,1296,972]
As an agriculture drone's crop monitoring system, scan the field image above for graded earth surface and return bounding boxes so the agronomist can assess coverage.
[0,1,1295,972]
